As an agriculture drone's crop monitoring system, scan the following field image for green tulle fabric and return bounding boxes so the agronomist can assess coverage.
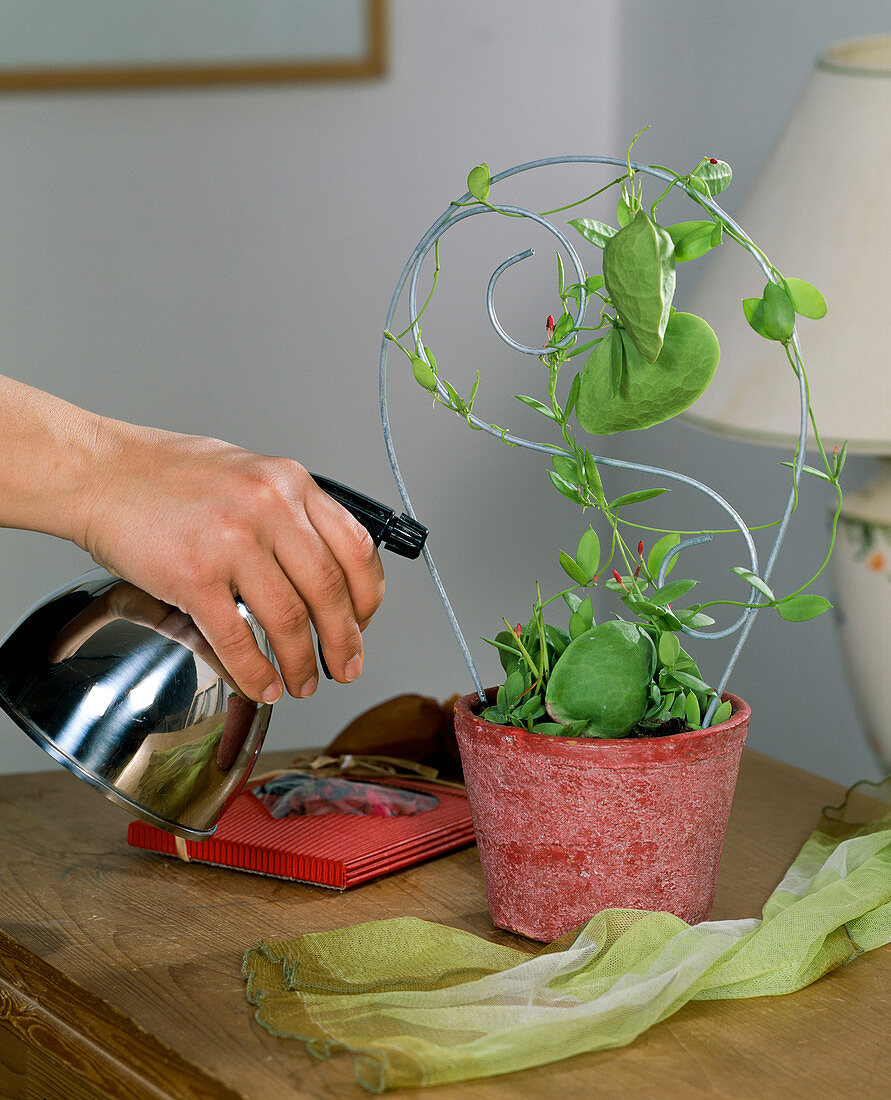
[243,778,890,1093]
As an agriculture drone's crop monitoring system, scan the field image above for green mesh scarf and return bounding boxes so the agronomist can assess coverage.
[243,778,890,1092]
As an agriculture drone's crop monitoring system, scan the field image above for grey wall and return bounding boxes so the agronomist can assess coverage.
[0,0,886,787]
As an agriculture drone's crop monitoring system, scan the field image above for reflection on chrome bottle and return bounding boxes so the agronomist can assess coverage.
[0,568,272,840]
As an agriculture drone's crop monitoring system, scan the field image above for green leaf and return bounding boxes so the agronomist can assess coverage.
[562,591,583,614]
[650,578,697,605]
[648,533,680,580]
[518,696,545,721]
[530,722,566,736]
[670,692,688,719]
[552,454,578,482]
[467,163,491,202]
[585,274,606,292]
[711,699,733,725]
[616,193,634,227]
[440,377,461,407]
[575,527,601,579]
[658,631,681,667]
[729,566,775,603]
[602,211,676,363]
[610,488,669,508]
[583,451,604,498]
[622,597,664,618]
[516,394,557,420]
[667,220,722,262]
[692,158,732,196]
[559,551,588,586]
[673,607,716,628]
[568,218,617,248]
[780,460,834,483]
[576,312,719,435]
[762,281,795,341]
[549,470,582,504]
[834,441,848,478]
[743,297,769,339]
[685,691,702,729]
[569,611,589,640]
[783,277,827,320]
[553,311,575,342]
[686,175,710,197]
[609,326,626,397]
[775,594,833,622]
[564,374,581,417]
[503,669,525,704]
[411,356,438,391]
[673,669,714,694]
[545,619,657,737]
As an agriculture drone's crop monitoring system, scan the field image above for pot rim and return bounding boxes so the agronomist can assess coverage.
[454,689,750,753]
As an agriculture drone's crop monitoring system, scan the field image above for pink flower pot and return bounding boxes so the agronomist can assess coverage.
[454,691,750,941]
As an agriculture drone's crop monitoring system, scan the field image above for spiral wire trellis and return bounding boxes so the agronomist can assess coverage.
[379,155,809,727]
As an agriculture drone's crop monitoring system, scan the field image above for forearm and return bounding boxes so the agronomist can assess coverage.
[0,374,104,545]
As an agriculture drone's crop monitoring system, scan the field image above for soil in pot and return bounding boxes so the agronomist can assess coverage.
[454,691,750,941]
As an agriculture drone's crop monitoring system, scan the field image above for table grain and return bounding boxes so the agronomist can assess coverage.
[1,749,888,1098]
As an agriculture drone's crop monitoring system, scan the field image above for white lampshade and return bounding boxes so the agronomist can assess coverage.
[685,35,891,455]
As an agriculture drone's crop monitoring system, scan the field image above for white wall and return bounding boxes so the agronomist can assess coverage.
[0,0,622,774]
[0,0,886,787]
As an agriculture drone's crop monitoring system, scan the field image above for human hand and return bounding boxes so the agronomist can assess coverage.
[76,421,385,704]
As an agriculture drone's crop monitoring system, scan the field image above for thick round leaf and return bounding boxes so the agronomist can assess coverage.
[545,620,656,738]
[602,211,676,362]
[576,312,720,434]
[692,159,732,196]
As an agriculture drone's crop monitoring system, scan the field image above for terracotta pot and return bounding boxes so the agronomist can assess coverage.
[454,691,750,941]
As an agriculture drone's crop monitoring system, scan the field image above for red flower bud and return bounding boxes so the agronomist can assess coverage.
[709,157,719,164]
[833,444,840,457]
[514,623,522,637]
[637,540,645,556]
[546,314,556,339]
[612,570,627,590]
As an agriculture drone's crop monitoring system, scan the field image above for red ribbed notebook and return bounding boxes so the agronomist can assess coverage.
[126,777,474,889]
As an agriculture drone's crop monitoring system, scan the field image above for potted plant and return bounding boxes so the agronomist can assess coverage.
[382,134,842,940]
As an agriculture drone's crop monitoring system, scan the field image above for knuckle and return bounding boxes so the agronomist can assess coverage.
[213,617,265,670]
[272,596,310,637]
[311,561,349,608]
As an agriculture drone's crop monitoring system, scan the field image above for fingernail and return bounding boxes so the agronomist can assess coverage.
[299,676,318,698]
[262,682,283,704]
[344,653,363,682]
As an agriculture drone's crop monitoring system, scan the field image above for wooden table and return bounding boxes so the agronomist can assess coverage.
[0,749,888,1099]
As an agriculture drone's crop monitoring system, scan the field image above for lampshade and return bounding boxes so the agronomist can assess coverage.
[685,34,891,454]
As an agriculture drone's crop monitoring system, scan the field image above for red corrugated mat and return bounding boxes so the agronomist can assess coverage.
[126,777,475,889]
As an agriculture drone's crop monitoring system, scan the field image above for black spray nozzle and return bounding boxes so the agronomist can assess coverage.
[311,474,427,558]
[309,474,428,681]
